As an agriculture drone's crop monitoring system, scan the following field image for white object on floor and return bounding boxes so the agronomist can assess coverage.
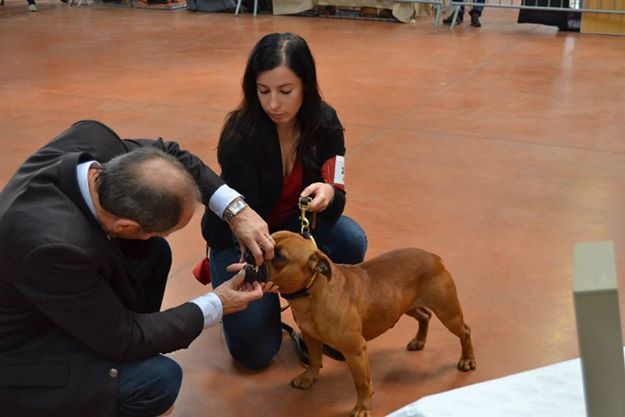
[387,347,625,417]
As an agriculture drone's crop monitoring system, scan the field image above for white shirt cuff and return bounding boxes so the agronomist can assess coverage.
[190,292,223,328]
[209,184,242,219]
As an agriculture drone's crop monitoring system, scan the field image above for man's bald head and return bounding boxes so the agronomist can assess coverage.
[95,148,201,233]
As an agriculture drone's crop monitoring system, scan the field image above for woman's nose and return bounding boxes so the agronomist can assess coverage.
[268,93,280,110]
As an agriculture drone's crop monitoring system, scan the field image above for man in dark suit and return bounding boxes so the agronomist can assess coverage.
[0,120,276,417]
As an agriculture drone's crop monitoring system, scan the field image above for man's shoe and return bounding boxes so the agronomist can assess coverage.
[443,13,463,25]
[470,12,482,27]
[28,2,37,10]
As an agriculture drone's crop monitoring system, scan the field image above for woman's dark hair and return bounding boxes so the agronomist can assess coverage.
[96,148,200,233]
[220,32,323,171]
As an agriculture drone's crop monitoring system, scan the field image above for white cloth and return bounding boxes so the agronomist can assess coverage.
[386,350,625,417]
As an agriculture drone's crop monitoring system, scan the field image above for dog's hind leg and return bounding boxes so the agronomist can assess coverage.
[405,306,432,351]
[431,298,476,371]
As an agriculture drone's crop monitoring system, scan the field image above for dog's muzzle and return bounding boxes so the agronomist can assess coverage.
[242,250,268,283]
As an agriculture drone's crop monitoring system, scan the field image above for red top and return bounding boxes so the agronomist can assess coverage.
[266,158,303,231]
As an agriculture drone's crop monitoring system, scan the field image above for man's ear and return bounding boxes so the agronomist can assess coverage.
[111,218,142,236]
[309,252,332,281]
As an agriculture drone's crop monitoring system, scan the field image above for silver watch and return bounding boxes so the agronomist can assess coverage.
[223,197,248,222]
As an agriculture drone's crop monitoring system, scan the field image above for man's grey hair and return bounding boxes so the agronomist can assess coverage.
[95,147,201,233]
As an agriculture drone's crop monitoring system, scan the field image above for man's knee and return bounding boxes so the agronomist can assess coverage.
[118,356,182,417]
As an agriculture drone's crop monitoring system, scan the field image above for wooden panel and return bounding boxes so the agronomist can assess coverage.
[581,0,625,35]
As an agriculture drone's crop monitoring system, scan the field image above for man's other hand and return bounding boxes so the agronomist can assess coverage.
[228,208,275,266]
[213,268,264,315]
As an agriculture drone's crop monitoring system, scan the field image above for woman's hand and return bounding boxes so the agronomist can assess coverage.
[300,182,335,212]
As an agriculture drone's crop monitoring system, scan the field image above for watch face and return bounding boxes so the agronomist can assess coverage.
[225,199,246,221]
[231,200,244,213]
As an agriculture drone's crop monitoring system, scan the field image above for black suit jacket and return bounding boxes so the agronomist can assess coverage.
[0,120,223,416]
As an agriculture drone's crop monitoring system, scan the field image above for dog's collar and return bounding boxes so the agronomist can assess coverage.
[280,272,319,300]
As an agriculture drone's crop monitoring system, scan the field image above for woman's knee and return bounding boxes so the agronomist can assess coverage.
[326,216,368,263]
[221,296,282,369]
[229,344,278,370]
[345,219,368,259]
[223,324,281,369]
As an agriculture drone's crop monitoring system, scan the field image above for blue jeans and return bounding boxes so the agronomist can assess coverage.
[117,355,182,417]
[209,215,367,369]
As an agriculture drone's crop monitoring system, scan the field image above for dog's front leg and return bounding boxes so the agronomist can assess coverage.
[291,332,323,390]
[344,340,373,417]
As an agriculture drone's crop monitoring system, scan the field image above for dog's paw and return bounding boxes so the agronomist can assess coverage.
[350,406,372,417]
[291,373,316,389]
[406,338,425,351]
[457,357,477,371]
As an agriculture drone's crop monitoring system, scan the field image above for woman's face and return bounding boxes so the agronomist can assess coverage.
[256,65,304,127]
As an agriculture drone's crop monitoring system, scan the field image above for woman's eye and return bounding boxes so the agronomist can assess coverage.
[258,89,269,95]
[280,90,292,95]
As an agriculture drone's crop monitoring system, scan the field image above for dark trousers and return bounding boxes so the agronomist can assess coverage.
[116,237,182,417]
[459,0,486,16]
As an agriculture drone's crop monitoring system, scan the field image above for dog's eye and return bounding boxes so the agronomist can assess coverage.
[274,248,286,262]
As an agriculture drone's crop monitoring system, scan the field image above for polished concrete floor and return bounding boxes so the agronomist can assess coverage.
[2,2,625,416]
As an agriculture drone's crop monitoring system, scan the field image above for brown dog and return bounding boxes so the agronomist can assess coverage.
[266,231,476,417]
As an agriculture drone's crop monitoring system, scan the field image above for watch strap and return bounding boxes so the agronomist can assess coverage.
[223,197,248,222]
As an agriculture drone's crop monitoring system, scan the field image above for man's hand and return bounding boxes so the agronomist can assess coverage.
[213,268,265,315]
[228,208,275,266]
[226,263,279,293]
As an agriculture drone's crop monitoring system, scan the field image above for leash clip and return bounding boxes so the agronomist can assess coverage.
[298,196,317,247]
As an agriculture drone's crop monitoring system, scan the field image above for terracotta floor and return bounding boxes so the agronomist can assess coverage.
[2,2,625,416]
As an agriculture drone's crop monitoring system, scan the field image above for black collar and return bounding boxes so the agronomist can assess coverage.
[279,272,319,301]
[280,288,311,300]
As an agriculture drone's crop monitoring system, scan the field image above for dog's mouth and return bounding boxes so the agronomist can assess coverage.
[242,250,268,283]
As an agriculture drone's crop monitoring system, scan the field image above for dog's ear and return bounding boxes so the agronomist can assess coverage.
[308,251,332,281]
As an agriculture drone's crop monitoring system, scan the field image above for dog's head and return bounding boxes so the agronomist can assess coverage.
[265,231,332,294]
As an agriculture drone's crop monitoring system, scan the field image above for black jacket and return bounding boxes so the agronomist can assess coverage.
[0,120,223,416]
[202,103,347,249]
